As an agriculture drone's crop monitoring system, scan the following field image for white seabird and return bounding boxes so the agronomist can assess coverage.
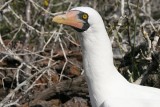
[52,7,160,107]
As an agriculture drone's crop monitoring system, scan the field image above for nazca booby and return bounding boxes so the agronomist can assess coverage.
[52,7,160,107]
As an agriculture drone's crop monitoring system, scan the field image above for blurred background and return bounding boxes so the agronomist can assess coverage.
[0,0,160,107]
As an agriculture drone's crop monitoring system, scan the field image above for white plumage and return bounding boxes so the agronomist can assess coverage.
[53,7,160,107]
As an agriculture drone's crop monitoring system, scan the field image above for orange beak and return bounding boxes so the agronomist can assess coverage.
[52,11,84,29]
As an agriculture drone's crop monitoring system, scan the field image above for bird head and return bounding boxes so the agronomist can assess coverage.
[52,7,103,32]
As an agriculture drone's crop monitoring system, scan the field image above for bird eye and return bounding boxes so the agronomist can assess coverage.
[82,13,88,19]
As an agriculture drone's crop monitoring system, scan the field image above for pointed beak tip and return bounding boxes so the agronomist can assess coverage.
[52,15,65,24]
[52,16,58,23]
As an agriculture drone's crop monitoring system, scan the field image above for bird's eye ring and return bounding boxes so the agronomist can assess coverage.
[82,14,88,19]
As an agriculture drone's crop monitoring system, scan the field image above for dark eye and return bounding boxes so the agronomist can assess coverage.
[82,13,88,19]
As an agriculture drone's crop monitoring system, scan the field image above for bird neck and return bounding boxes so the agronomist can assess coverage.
[80,25,115,79]
[79,25,128,107]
